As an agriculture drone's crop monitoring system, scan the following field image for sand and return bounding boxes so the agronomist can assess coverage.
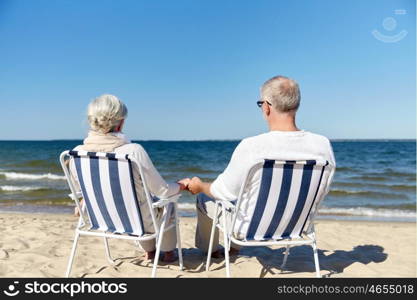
[0,213,415,278]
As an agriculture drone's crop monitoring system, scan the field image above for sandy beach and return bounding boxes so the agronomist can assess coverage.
[0,212,415,278]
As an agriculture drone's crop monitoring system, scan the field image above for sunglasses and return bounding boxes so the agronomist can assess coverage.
[256,100,272,108]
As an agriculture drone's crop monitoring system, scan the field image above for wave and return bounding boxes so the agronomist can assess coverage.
[0,185,46,192]
[177,202,196,210]
[0,172,66,181]
[318,206,416,219]
[333,182,416,191]
[375,183,415,191]
[335,167,355,172]
[329,189,405,199]
[350,175,387,181]
[12,159,61,170]
[382,169,416,178]
[176,203,417,219]
[353,171,416,181]
[0,198,73,206]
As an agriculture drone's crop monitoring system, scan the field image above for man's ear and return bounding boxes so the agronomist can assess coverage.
[264,104,271,117]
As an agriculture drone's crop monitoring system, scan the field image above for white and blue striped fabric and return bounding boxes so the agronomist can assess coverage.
[69,150,145,237]
[243,159,329,241]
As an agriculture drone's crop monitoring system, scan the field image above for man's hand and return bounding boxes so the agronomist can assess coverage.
[177,178,191,191]
[188,176,204,195]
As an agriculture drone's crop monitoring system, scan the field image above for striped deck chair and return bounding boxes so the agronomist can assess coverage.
[60,150,183,278]
[206,159,332,277]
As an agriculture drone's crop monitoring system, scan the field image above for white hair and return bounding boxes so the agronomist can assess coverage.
[261,75,301,112]
[87,94,128,133]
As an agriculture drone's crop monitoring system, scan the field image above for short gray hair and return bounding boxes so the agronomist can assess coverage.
[87,94,128,133]
[261,75,301,112]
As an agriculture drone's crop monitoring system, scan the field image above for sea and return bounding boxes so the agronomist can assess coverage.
[0,140,415,222]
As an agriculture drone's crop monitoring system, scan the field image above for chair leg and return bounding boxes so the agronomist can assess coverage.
[104,237,115,265]
[221,205,231,278]
[65,232,80,278]
[151,206,170,278]
[280,245,290,272]
[311,239,321,278]
[206,202,219,273]
[174,203,183,271]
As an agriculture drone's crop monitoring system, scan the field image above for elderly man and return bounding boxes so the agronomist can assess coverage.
[187,75,336,257]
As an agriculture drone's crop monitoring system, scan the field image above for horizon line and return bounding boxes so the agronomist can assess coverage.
[0,138,415,142]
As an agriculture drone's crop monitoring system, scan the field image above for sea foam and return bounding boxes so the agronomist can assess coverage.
[0,172,66,181]
[174,204,416,219]
[177,202,196,210]
[318,206,416,219]
[0,185,44,192]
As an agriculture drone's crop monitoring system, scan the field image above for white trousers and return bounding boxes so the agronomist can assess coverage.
[195,193,241,252]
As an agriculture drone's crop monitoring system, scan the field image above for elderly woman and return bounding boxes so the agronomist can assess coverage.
[71,94,189,262]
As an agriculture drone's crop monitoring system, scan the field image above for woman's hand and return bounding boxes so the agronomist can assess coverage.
[177,178,191,191]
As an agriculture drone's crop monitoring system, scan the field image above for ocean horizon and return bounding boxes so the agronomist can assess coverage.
[0,139,415,222]
[0,138,416,142]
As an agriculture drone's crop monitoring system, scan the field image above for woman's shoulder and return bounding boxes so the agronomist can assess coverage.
[115,142,147,155]
[72,145,84,151]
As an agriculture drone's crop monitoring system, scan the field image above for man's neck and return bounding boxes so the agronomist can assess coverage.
[268,114,299,132]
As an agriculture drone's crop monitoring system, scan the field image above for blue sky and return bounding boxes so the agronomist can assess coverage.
[0,0,415,140]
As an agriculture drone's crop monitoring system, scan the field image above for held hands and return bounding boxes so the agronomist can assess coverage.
[187,177,203,195]
[177,178,191,191]
[177,176,203,195]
